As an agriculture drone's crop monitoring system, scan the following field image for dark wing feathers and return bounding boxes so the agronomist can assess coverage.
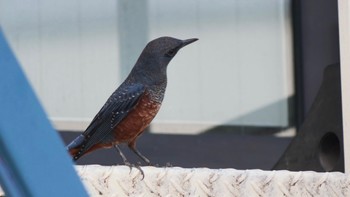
[67,83,145,158]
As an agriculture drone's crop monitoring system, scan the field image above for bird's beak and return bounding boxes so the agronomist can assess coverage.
[181,38,198,47]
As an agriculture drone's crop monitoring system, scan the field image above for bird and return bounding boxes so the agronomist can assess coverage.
[67,36,198,169]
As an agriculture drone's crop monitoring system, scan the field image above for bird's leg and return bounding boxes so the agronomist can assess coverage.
[114,145,131,167]
[114,144,145,179]
[128,140,152,166]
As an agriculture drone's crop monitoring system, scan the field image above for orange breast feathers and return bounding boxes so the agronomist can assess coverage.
[112,92,162,143]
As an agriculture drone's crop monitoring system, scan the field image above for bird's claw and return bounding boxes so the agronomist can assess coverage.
[135,164,145,180]
[120,161,145,179]
[128,163,145,180]
[123,161,133,173]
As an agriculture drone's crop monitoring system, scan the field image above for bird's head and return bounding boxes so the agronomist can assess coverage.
[132,36,198,84]
[144,36,198,62]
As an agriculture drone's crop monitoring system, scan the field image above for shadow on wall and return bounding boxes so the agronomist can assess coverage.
[60,131,292,170]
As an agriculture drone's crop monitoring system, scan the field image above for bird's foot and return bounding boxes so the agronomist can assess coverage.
[123,161,133,172]
[131,162,145,180]
[121,162,145,179]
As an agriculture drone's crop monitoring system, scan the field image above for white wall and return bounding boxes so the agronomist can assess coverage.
[0,0,294,134]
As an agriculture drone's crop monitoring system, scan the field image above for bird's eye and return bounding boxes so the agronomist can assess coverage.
[166,49,177,57]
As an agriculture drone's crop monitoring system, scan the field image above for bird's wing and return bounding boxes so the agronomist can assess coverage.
[68,83,145,156]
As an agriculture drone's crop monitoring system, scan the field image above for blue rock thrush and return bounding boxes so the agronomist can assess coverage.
[67,37,198,167]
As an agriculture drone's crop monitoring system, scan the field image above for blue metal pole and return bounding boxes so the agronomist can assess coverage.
[0,28,88,197]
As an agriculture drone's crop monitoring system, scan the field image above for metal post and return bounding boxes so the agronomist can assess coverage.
[338,0,350,173]
[0,29,88,197]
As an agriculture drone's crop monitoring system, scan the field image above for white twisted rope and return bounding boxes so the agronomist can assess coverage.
[75,165,350,197]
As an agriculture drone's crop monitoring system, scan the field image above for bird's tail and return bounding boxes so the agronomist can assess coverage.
[66,134,85,161]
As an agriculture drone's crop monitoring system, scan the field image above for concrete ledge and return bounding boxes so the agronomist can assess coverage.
[75,165,350,197]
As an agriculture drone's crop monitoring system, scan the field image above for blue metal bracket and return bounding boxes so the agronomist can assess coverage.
[0,29,88,197]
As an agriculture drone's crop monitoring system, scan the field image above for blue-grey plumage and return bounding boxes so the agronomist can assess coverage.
[67,37,198,164]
